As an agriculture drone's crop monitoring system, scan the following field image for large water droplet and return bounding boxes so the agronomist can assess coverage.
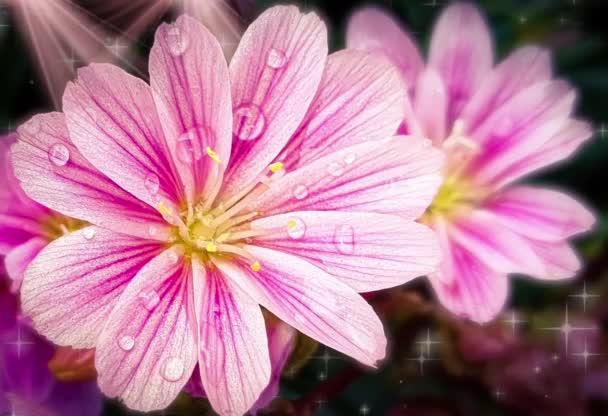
[166,26,189,56]
[233,105,266,141]
[83,228,96,240]
[138,290,160,311]
[266,48,287,69]
[293,185,309,200]
[176,129,202,164]
[118,335,135,351]
[162,357,185,382]
[327,161,345,177]
[287,217,306,239]
[334,224,355,254]
[144,173,160,198]
[48,144,70,167]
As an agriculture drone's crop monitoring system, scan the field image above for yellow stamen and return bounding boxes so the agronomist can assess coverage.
[206,147,221,164]
[206,242,218,252]
[158,201,172,216]
[251,262,261,272]
[269,162,284,173]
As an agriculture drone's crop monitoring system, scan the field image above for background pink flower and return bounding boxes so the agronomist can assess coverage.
[347,2,595,323]
[12,6,443,415]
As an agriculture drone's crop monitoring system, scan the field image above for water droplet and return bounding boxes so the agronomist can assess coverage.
[118,335,135,351]
[344,153,356,165]
[166,251,179,265]
[138,290,160,311]
[83,228,96,240]
[162,357,185,382]
[334,224,355,254]
[287,217,306,239]
[148,225,159,237]
[293,185,309,200]
[266,48,287,69]
[25,118,40,135]
[166,26,189,56]
[48,144,70,167]
[233,104,266,141]
[327,161,345,177]
[176,129,202,164]
[144,173,160,197]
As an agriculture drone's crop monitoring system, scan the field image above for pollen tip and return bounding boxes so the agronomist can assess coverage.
[158,201,172,216]
[206,147,221,164]
[251,261,261,272]
[287,219,297,229]
[269,162,284,173]
[206,242,218,252]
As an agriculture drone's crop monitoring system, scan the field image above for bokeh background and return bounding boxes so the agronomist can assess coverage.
[1,0,608,415]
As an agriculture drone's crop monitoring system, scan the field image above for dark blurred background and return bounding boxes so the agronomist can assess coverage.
[2,0,608,415]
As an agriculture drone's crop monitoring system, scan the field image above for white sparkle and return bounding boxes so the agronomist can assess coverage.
[3,324,34,359]
[416,328,440,356]
[503,311,526,335]
[541,305,596,353]
[569,282,599,312]
[360,403,371,415]
[572,338,601,372]
[598,123,608,139]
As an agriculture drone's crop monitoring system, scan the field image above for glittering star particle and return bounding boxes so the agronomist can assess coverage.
[541,305,596,353]
[572,338,601,372]
[569,282,599,312]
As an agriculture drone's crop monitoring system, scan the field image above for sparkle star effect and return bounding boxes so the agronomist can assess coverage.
[503,310,526,335]
[572,338,601,372]
[3,323,35,359]
[541,305,596,353]
[416,328,440,356]
[569,282,599,312]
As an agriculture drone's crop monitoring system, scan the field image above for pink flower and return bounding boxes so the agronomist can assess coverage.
[12,6,443,414]
[347,3,595,323]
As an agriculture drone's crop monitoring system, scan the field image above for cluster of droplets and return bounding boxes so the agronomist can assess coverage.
[286,218,356,255]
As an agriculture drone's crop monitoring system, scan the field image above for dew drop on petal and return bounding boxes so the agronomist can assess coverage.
[48,144,70,167]
[287,217,306,239]
[118,335,135,351]
[144,173,160,197]
[327,161,345,177]
[233,104,266,141]
[266,48,287,69]
[176,129,202,164]
[334,224,355,254]
[166,26,189,56]
[344,153,356,165]
[166,251,179,265]
[161,357,185,382]
[25,118,41,135]
[138,290,160,311]
[148,225,159,237]
[293,185,309,200]
[83,228,96,240]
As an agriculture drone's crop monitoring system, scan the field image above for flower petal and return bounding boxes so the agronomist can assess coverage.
[249,211,439,292]
[430,239,508,323]
[4,237,46,289]
[413,68,448,143]
[149,15,233,203]
[280,49,406,170]
[346,7,424,90]
[21,227,163,348]
[428,2,494,121]
[249,136,443,220]
[484,186,594,242]
[215,246,387,367]
[222,5,328,198]
[96,247,197,412]
[461,46,553,131]
[12,113,169,240]
[63,64,183,208]
[191,260,271,416]
[521,240,582,280]
[449,210,546,276]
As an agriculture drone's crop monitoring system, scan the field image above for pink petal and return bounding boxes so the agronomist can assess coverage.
[522,239,582,280]
[249,136,444,220]
[221,5,328,198]
[468,80,577,185]
[191,259,271,416]
[280,49,406,170]
[461,46,553,131]
[492,119,593,187]
[430,238,508,323]
[149,15,233,203]
[484,186,595,242]
[346,7,424,90]
[215,246,387,367]
[449,210,546,276]
[12,113,170,240]
[249,211,439,292]
[252,321,296,413]
[21,227,163,348]
[63,64,184,208]
[96,248,197,411]
[4,237,47,289]
[413,68,448,143]
[428,2,494,121]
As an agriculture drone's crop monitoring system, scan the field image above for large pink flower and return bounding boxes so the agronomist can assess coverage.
[12,6,443,414]
[348,3,595,323]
